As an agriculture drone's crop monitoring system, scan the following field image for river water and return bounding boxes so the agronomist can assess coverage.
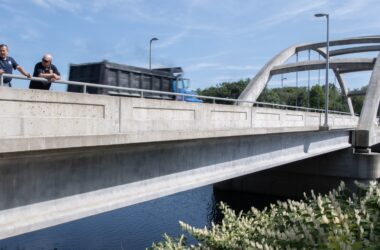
[0,185,281,250]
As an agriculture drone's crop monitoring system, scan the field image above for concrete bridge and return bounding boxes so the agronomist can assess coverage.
[1,35,380,240]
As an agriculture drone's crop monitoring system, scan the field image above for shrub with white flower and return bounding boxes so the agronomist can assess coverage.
[150,181,380,249]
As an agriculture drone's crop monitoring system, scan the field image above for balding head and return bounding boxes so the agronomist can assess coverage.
[42,54,53,62]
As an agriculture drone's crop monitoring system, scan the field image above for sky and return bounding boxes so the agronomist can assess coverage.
[1,0,380,91]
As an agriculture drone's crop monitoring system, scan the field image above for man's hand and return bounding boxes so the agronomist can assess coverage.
[49,74,59,82]
[26,73,32,78]
[0,69,4,74]
[52,73,60,81]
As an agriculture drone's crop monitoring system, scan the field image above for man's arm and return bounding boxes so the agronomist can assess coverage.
[38,72,55,78]
[50,65,60,81]
[39,72,60,81]
[16,65,31,78]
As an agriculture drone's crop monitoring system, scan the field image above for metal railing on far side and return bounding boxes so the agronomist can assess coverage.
[0,73,354,116]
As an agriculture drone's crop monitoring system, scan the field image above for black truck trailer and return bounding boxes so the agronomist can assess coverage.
[67,60,183,99]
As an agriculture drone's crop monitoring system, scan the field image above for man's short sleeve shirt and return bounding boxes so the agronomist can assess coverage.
[33,62,60,77]
[0,57,18,83]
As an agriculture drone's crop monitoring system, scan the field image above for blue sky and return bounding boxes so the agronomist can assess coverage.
[1,0,379,91]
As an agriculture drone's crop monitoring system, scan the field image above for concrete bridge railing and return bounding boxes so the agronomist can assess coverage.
[0,87,358,154]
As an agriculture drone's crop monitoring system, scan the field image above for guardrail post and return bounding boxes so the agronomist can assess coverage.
[0,74,3,87]
[141,90,144,98]
[83,84,87,93]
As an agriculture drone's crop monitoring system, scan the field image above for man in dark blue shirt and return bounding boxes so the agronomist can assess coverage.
[29,54,61,90]
[0,44,31,87]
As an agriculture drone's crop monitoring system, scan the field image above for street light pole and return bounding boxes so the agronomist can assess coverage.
[149,37,158,69]
[315,13,330,129]
[281,76,287,88]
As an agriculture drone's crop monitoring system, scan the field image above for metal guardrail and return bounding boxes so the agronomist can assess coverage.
[0,73,355,116]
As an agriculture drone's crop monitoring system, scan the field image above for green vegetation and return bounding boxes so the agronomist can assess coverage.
[197,79,367,114]
[258,85,348,112]
[196,79,250,104]
[150,181,380,249]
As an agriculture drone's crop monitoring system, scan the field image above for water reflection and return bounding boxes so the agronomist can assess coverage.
[0,185,281,250]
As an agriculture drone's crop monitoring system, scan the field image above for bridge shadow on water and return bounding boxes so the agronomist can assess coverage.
[0,182,289,250]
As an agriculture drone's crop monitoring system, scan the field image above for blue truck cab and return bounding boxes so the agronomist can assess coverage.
[172,78,203,103]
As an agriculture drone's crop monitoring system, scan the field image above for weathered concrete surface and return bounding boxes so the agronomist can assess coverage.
[0,129,352,239]
[329,45,380,57]
[296,36,380,52]
[215,148,380,199]
[354,52,380,148]
[0,87,358,153]
[270,58,375,75]
[0,87,360,239]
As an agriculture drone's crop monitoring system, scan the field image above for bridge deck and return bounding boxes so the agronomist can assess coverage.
[0,87,358,154]
[0,87,359,240]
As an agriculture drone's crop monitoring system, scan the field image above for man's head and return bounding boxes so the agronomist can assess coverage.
[41,54,52,66]
[0,44,9,59]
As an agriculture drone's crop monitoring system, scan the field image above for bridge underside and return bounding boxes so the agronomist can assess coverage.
[216,147,380,199]
[0,129,351,239]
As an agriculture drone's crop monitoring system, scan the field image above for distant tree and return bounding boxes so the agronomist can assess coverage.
[197,79,250,104]
[350,85,367,114]
[197,79,366,114]
[328,84,350,112]
[309,84,325,109]
[259,88,280,103]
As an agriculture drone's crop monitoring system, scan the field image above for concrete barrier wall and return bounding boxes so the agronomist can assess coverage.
[0,87,359,149]
[0,88,119,137]
[120,98,253,132]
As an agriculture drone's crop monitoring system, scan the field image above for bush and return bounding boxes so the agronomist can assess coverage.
[150,181,380,249]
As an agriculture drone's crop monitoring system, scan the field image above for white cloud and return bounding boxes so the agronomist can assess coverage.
[256,0,329,29]
[186,62,261,73]
[156,30,189,49]
[329,0,380,36]
[224,65,261,71]
[183,51,228,63]
[72,39,89,53]
[332,0,374,18]
[31,0,81,13]
[31,0,50,8]
[102,39,130,59]
[20,29,41,41]
[186,63,219,72]
[88,0,158,22]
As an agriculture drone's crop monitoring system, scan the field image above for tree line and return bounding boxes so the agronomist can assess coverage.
[197,78,367,114]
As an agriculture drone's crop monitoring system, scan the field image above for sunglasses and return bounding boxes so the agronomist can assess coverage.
[42,59,51,63]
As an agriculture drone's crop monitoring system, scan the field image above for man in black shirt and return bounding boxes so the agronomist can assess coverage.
[0,44,31,87]
[29,54,61,90]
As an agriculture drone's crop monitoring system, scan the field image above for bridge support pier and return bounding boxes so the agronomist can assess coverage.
[214,148,380,199]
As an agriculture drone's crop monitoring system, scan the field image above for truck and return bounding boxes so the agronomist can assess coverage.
[67,60,202,102]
